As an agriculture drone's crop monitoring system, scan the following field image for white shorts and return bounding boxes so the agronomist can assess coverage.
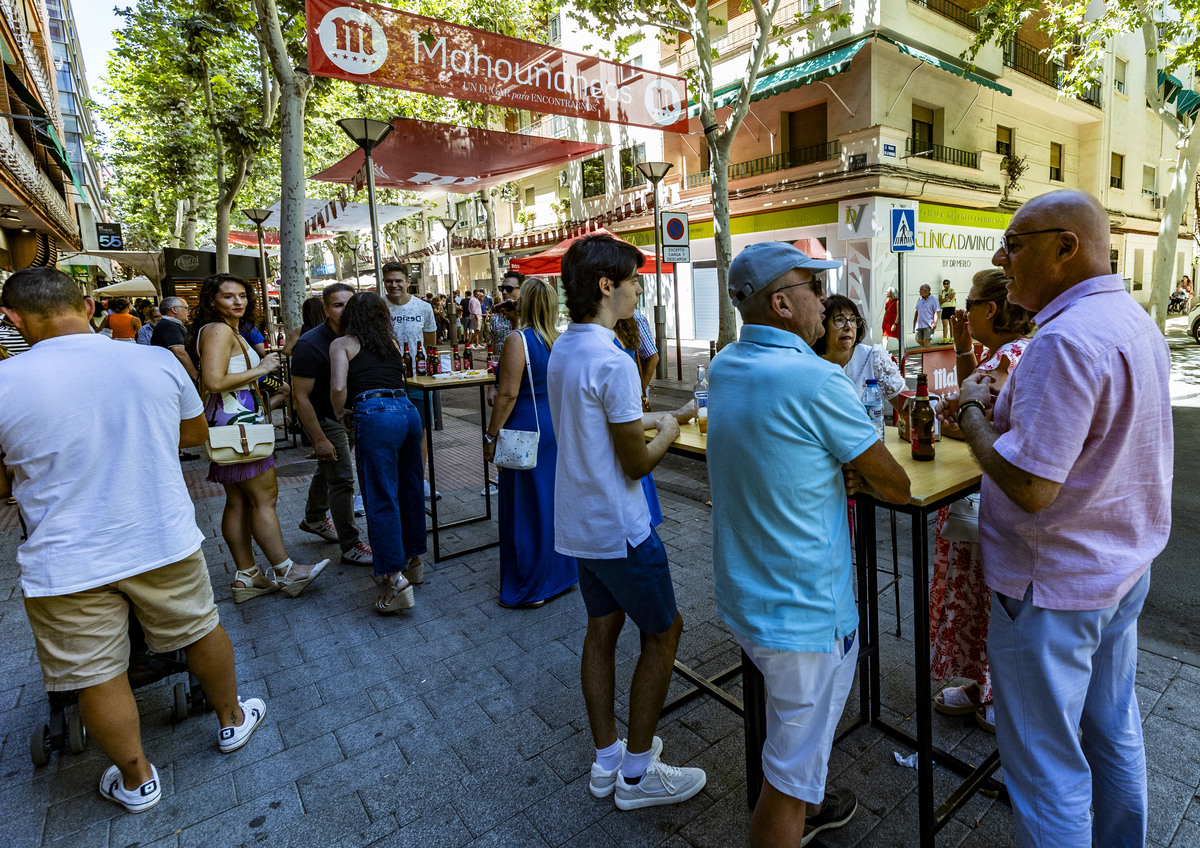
[736,631,858,803]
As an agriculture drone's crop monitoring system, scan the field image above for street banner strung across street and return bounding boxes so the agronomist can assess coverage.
[306,0,688,133]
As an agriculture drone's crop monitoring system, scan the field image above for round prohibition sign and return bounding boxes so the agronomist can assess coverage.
[664,217,686,241]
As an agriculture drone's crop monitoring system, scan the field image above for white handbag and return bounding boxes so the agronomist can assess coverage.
[941,494,980,543]
[493,330,541,470]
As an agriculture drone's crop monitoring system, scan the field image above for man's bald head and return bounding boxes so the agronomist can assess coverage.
[1015,189,1110,258]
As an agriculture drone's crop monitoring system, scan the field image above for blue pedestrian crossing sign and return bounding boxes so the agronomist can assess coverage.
[890,208,916,252]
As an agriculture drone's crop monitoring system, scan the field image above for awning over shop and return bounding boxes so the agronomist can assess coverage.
[1176,89,1200,118]
[1159,70,1183,103]
[93,276,158,297]
[228,229,334,248]
[688,33,1008,119]
[509,228,672,276]
[311,118,609,194]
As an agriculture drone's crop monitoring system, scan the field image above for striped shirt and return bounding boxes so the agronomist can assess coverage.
[0,320,30,356]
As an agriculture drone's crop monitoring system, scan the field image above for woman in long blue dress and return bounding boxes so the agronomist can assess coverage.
[484,278,577,608]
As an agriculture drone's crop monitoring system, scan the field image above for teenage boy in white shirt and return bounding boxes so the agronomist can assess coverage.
[547,233,705,810]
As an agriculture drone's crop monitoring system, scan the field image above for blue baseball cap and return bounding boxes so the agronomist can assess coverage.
[728,242,841,305]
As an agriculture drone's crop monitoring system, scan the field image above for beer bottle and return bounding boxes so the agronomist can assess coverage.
[452,344,462,372]
[403,342,414,378]
[464,344,474,370]
[911,373,935,461]
[416,342,428,376]
[486,344,496,374]
[428,346,440,375]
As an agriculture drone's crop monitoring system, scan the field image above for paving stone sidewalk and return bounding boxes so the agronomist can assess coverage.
[1,396,1198,847]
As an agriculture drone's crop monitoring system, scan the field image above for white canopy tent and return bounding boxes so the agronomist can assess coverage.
[92,276,158,297]
[265,198,423,233]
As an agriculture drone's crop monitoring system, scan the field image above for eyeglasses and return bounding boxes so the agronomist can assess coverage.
[998,228,1067,252]
[500,285,518,294]
[830,315,862,329]
[775,275,825,299]
[964,298,986,311]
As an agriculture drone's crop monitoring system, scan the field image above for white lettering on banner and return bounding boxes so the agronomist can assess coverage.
[319,7,388,75]
[408,33,647,111]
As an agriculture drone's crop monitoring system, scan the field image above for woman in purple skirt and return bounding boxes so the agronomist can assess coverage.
[190,274,328,603]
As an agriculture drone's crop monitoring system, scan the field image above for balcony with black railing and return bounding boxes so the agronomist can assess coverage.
[905,137,979,169]
[911,0,980,31]
[684,140,841,188]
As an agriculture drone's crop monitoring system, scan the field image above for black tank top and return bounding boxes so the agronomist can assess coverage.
[347,344,407,402]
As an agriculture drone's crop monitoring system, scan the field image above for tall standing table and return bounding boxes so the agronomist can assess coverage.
[407,372,498,563]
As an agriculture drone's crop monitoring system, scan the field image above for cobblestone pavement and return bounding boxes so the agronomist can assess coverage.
[2,391,1199,847]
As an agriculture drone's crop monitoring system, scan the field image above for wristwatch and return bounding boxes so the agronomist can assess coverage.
[956,400,987,425]
[483,433,497,444]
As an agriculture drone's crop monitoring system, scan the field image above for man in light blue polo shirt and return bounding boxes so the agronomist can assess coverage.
[709,242,910,848]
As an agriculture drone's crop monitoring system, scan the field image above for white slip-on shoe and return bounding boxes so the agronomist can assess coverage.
[589,736,663,798]
[99,763,161,813]
[218,697,267,754]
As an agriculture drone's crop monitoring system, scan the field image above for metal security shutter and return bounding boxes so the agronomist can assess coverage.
[692,265,719,341]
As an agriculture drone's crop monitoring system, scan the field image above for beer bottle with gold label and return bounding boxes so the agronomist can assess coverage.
[911,373,935,461]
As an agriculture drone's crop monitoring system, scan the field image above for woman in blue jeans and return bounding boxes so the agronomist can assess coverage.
[330,293,426,613]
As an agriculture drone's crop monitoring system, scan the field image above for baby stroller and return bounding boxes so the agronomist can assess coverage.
[30,608,209,766]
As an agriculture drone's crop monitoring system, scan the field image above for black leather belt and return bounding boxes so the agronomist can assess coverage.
[353,389,408,405]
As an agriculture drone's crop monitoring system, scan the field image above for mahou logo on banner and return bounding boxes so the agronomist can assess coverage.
[306,0,688,133]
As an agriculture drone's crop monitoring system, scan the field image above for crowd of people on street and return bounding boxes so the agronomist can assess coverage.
[0,188,1173,848]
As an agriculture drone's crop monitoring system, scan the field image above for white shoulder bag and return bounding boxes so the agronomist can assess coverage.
[492,330,541,470]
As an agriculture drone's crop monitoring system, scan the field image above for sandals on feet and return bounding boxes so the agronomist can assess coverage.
[934,684,983,716]
[404,556,424,585]
[274,559,330,598]
[231,569,279,604]
[375,573,414,614]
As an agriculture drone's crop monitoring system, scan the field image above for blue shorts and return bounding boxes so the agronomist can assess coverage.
[577,529,677,634]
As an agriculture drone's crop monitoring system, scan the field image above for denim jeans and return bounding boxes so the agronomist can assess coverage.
[353,395,426,576]
[988,569,1150,848]
[303,418,360,551]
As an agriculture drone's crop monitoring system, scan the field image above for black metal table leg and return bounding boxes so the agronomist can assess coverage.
[741,650,766,810]
[912,511,935,846]
[423,389,440,562]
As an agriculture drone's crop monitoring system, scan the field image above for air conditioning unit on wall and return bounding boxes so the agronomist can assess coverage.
[1152,196,1166,210]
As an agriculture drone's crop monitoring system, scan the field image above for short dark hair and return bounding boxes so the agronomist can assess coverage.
[561,234,642,323]
[322,282,354,304]
[503,270,525,285]
[1,267,85,317]
[381,261,406,277]
[810,295,865,355]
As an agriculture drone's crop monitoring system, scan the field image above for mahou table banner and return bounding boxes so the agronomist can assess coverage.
[306,0,688,133]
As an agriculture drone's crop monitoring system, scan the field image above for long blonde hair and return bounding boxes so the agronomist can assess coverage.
[518,277,560,352]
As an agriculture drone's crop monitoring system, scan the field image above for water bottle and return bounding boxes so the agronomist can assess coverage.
[862,378,884,443]
[693,366,709,435]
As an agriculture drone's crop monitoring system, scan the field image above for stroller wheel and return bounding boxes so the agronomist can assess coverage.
[68,713,87,754]
[172,682,189,722]
[30,724,50,767]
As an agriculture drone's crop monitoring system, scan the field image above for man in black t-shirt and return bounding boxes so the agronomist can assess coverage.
[150,297,197,381]
[290,284,372,566]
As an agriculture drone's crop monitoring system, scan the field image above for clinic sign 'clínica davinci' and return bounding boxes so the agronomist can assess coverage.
[305,0,689,133]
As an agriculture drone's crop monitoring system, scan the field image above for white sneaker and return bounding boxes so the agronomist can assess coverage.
[353,492,365,516]
[480,483,498,497]
[218,697,266,754]
[99,764,161,813]
[614,758,706,810]
[298,517,338,542]
[424,481,442,501]
[341,542,373,566]
[589,736,663,798]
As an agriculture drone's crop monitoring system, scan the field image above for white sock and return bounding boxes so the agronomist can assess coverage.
[620,746,654,781]
[595,739,623,771]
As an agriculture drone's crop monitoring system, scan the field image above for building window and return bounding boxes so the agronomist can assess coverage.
[1049,142,1063,181]
[454,200,469,228]
[547,14,561,43]
[1143,165,1157,196]
[551,115,568,138]
[911,105,934,154]
[620,144,646,190]
[996,125,1012,157]
[1111,153,1124,190]
[57,65,74,93]
[524,186,535,207]
[1114,58,1127,94]
[582,157,605,198]
[58,91,77,115]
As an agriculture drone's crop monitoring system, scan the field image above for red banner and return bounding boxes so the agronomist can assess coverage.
[306,0,688,133]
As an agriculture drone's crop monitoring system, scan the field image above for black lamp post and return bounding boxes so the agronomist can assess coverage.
[240,207,275,340]
[337,118,394,293]
[636,162,673,379]
[439,216,459,345]
[344,230,362,287]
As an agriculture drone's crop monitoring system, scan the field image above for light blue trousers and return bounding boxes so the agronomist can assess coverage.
[988,569,1150,848]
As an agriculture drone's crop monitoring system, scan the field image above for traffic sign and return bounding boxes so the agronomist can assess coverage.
[663,245,690,262]
[660,212,689,247]
[890,208,916,252]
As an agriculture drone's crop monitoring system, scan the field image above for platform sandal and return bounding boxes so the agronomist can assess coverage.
[403,555,424,585]
[375,573,414,614]
[231,568,279,604]
[274,558,330,598]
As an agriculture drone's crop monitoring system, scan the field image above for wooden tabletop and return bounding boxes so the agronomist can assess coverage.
[648,423,981,507]
[407,371,495,390]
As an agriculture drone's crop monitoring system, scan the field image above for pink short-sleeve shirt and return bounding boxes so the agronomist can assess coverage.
[981,275,1173,611]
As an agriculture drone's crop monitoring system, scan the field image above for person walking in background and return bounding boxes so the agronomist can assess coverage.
[913,284,938,348]
[881,287,899,345]
[135,307,160,345]
[190,273,329,602]
[330,293,426,615]
[951,190,1171,846]
[0,268,267,814]
[290,283,373,567]
[710,243,910,848]
[98,298,141,342]
[548,233,704,811]
[484,277,576,609]
[938,279,956,344]
[467,288,483,346]
[151,297,197,383]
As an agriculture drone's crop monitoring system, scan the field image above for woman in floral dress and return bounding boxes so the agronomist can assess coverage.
[930,269,1034,730]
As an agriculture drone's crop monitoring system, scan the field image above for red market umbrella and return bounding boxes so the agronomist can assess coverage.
[509,228,673,276]
[792,237,831,259]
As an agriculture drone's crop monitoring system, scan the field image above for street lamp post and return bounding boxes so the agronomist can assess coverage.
[344,231,362,287]
[439,216,459,345]
[336,118,394,294]
[240,207,275,341]
[636,162,673,380]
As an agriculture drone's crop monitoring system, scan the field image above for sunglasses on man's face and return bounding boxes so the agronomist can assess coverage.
[500,285,518,294]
